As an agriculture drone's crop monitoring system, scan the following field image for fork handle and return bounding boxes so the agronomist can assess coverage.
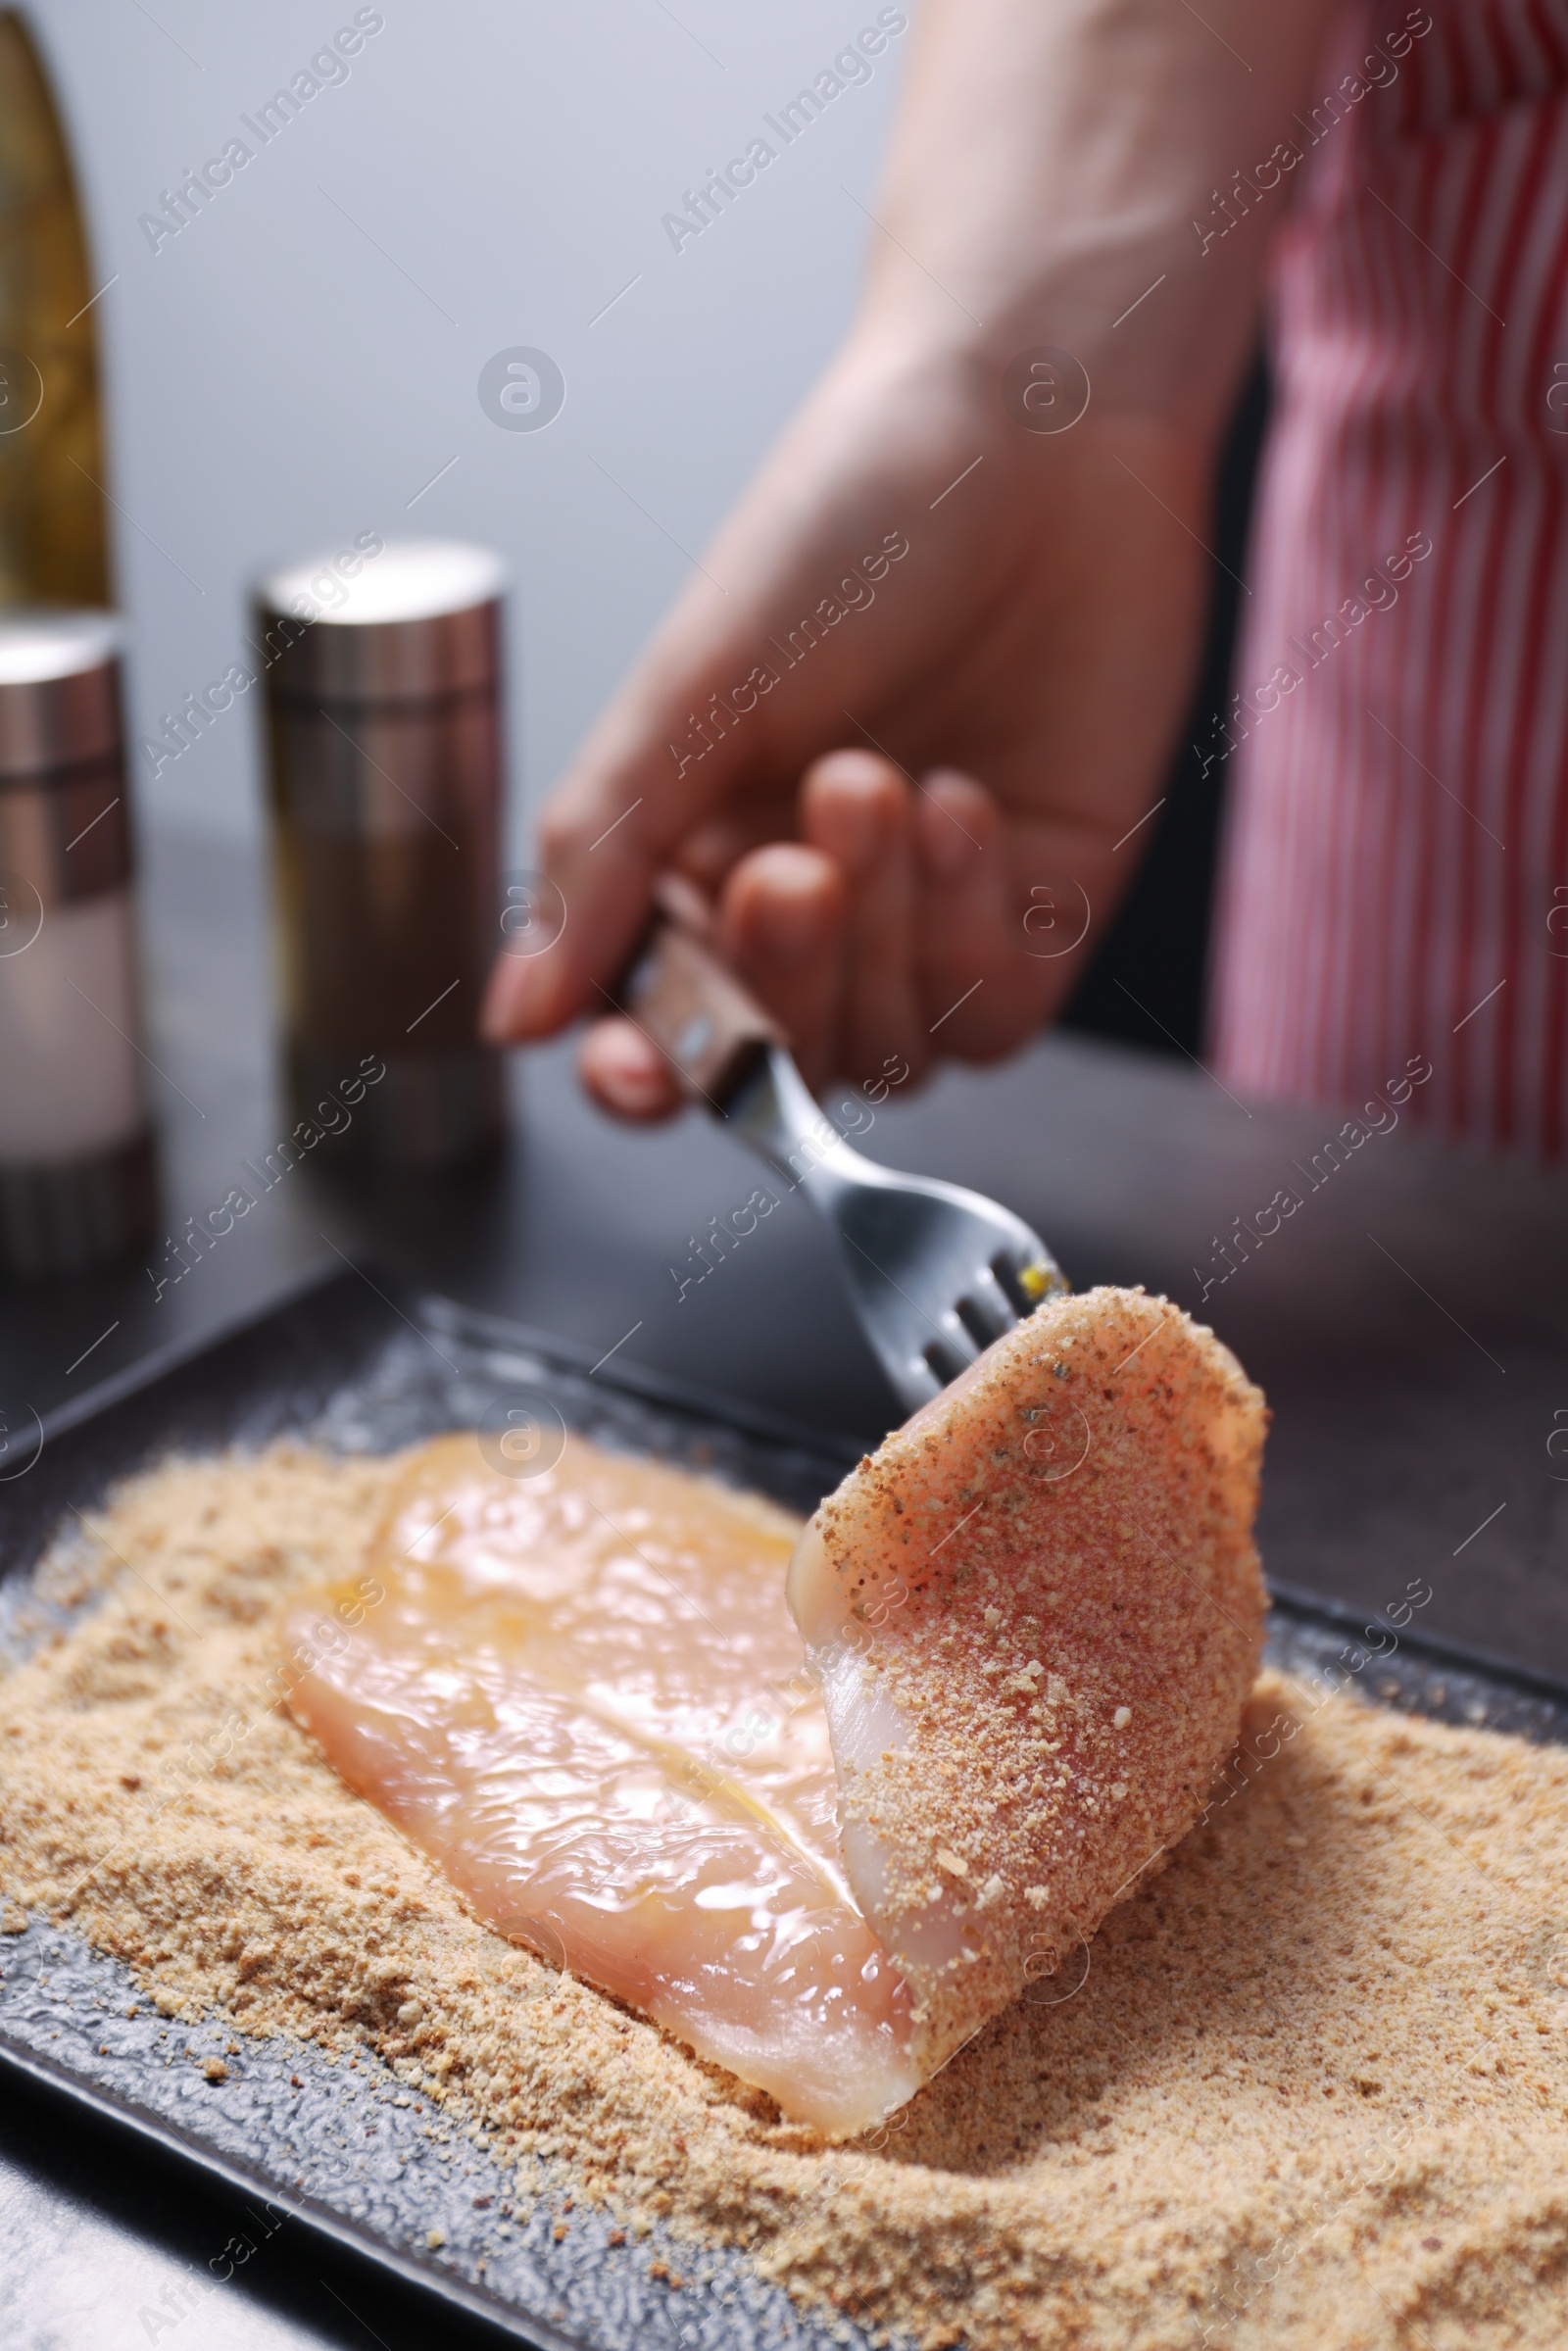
[619,874,786,1107]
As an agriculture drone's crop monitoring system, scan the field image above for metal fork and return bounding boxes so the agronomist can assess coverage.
[621,881,1066,1413]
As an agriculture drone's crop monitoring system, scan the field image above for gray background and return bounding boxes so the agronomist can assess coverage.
[33,0,907,845]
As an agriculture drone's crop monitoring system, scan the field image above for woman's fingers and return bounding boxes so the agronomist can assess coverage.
[672,791,801,897]
[913,767,1040,1057]
[575,764,1074,1120]
[575,751,1093,1124]
[801,751,928,1087]
[718,843,847,1092]
[578,842,845,1117]
[578,1016,686,1121]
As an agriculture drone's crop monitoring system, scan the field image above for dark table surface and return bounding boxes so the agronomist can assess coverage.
[4,829,1567,2349]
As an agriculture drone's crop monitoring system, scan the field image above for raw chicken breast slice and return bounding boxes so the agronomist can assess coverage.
[283,1433,916,2137]
[787,1287,1267,2075]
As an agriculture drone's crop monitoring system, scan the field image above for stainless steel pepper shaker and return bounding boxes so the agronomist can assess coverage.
[0,610,157,1279]
[254,538,508,1174]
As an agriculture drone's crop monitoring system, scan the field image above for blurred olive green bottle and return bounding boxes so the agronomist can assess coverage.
[0,5,112,608]
[0,12,158,1287]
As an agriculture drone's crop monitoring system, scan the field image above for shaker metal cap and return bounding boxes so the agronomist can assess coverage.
[255,538,508,704]
[0,609,125,776]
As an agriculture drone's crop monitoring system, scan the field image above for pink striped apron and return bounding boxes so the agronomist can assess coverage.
[1208,0,1568,1153]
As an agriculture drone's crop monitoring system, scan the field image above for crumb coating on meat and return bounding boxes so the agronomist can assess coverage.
[790,1286,1268,2072]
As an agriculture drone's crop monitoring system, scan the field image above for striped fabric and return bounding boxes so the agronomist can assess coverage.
[1208,0,1568,1154]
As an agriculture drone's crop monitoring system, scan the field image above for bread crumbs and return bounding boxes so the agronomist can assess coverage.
[0,1444,1565,2350]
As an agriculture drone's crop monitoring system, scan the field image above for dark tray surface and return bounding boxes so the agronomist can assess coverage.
[2,1271,1563,2351]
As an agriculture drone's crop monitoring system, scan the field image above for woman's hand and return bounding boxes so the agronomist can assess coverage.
[481,0,1339,1115]
[482,332,1210,1112]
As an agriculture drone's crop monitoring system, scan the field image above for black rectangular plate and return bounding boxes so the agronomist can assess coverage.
[2,1268,1565,2351]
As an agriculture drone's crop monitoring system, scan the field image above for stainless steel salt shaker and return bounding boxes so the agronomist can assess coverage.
[0,610,156,1280]
[254,539,508,1174]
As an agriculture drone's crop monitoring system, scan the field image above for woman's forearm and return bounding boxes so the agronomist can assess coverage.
[861,0,1346,431]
